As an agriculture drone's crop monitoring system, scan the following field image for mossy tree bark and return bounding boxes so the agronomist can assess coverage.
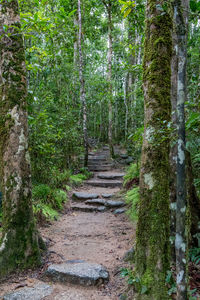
[134,1,172,299]
[0,0,41,277]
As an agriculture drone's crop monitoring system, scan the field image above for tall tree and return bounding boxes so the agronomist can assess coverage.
[173,0,189,298]
[102,0,114,158]
[0,0,41,277]
[78,0,88,166]
[134,0,172,299]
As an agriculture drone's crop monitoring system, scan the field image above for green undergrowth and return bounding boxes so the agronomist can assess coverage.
[32,167,91,222]
[32,184,67,222]
[123,163,140,222]
[126,187,140,221]
[123,163,140,188]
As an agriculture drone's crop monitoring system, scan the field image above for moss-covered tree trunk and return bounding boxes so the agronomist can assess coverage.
[134,1,172,299]
[0,0,41,277]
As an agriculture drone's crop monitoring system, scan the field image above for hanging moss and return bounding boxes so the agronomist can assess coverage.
[134,1,172,299]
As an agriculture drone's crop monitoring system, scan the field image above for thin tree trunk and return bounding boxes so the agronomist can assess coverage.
[0,0,41,277]
[102,0,114,158]
[78,0,88,166]
[135,1,172,298]
[173,0,189,298]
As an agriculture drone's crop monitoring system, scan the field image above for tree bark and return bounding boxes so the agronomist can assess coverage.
[102,0,114,158]
[172,0,189,298]
[0,0,41,277]
[78,0,88,166]
[135,1,172,299]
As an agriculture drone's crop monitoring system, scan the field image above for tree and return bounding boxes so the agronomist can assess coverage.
[102,0,114,158]
[134,0,172,299]
[173,0,189,298]
[0,0,41,277]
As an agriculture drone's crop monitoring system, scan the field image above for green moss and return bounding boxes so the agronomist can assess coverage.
[134,0,172,299]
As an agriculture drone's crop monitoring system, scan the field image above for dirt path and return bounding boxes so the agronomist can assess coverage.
[0,147,135,300]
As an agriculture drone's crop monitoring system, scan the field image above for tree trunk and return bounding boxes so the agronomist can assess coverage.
[134,1,172,299]
[78,0,88,166]
[102,0,114,158]
[173,0,189,298]
[0,0,41,277]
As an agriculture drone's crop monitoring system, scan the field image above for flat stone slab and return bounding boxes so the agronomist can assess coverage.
[4,283,53,300]
[114,208,126,214]
[106,200,125,208]
[71,203,107,213]
[88,166,112,172]
[102,193,114,198]
[120,154,128,159]
[45,262,109,286]
[85,199,107,206]
[86,180,122,188]
[97,173,125,180]
[72,192,99,201]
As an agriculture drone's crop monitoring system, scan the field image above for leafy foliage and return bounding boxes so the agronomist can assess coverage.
[125,187,139,221]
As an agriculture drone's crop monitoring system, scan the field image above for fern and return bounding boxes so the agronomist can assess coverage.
[123,163,139,187]
[126,187,139,221]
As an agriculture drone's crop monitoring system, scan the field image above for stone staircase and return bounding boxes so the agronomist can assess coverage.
[3,146,128,300]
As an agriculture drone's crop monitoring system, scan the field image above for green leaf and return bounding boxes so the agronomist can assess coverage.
[141,286,148,294]
[123,8,132,18]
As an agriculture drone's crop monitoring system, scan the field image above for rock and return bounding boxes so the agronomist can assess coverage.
[97,173,125,180]
[120,154,128,159]
[45,262,109,286]
[124,157,134,165]
[103,146,109,150]
[3,283,53,300]
[119,294,128,300]
[106,200,125,208]
[114,208,126,214]
[85,199,107,206]
[72,192,99,201]
[86,180,122,188]
[102,193,114,199]
[123,247,135,262]
[71,203,107,213]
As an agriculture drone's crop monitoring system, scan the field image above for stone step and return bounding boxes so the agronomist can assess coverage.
[86,180,122,188]
[97,173,125,180]
[4,283,53,300]
[85,199,107,206]
[85,199,125,208]
[88,165,113,172]
[71,203,107,213]
[88,160,110,165]
[114,208,126,214]
[72,192,99,201]
[44,262,109,286]
[88,156,107,160]
[102,193,114,198]
[106,200,125,208]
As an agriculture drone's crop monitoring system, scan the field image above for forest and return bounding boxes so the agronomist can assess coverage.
[0,0,200,299]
